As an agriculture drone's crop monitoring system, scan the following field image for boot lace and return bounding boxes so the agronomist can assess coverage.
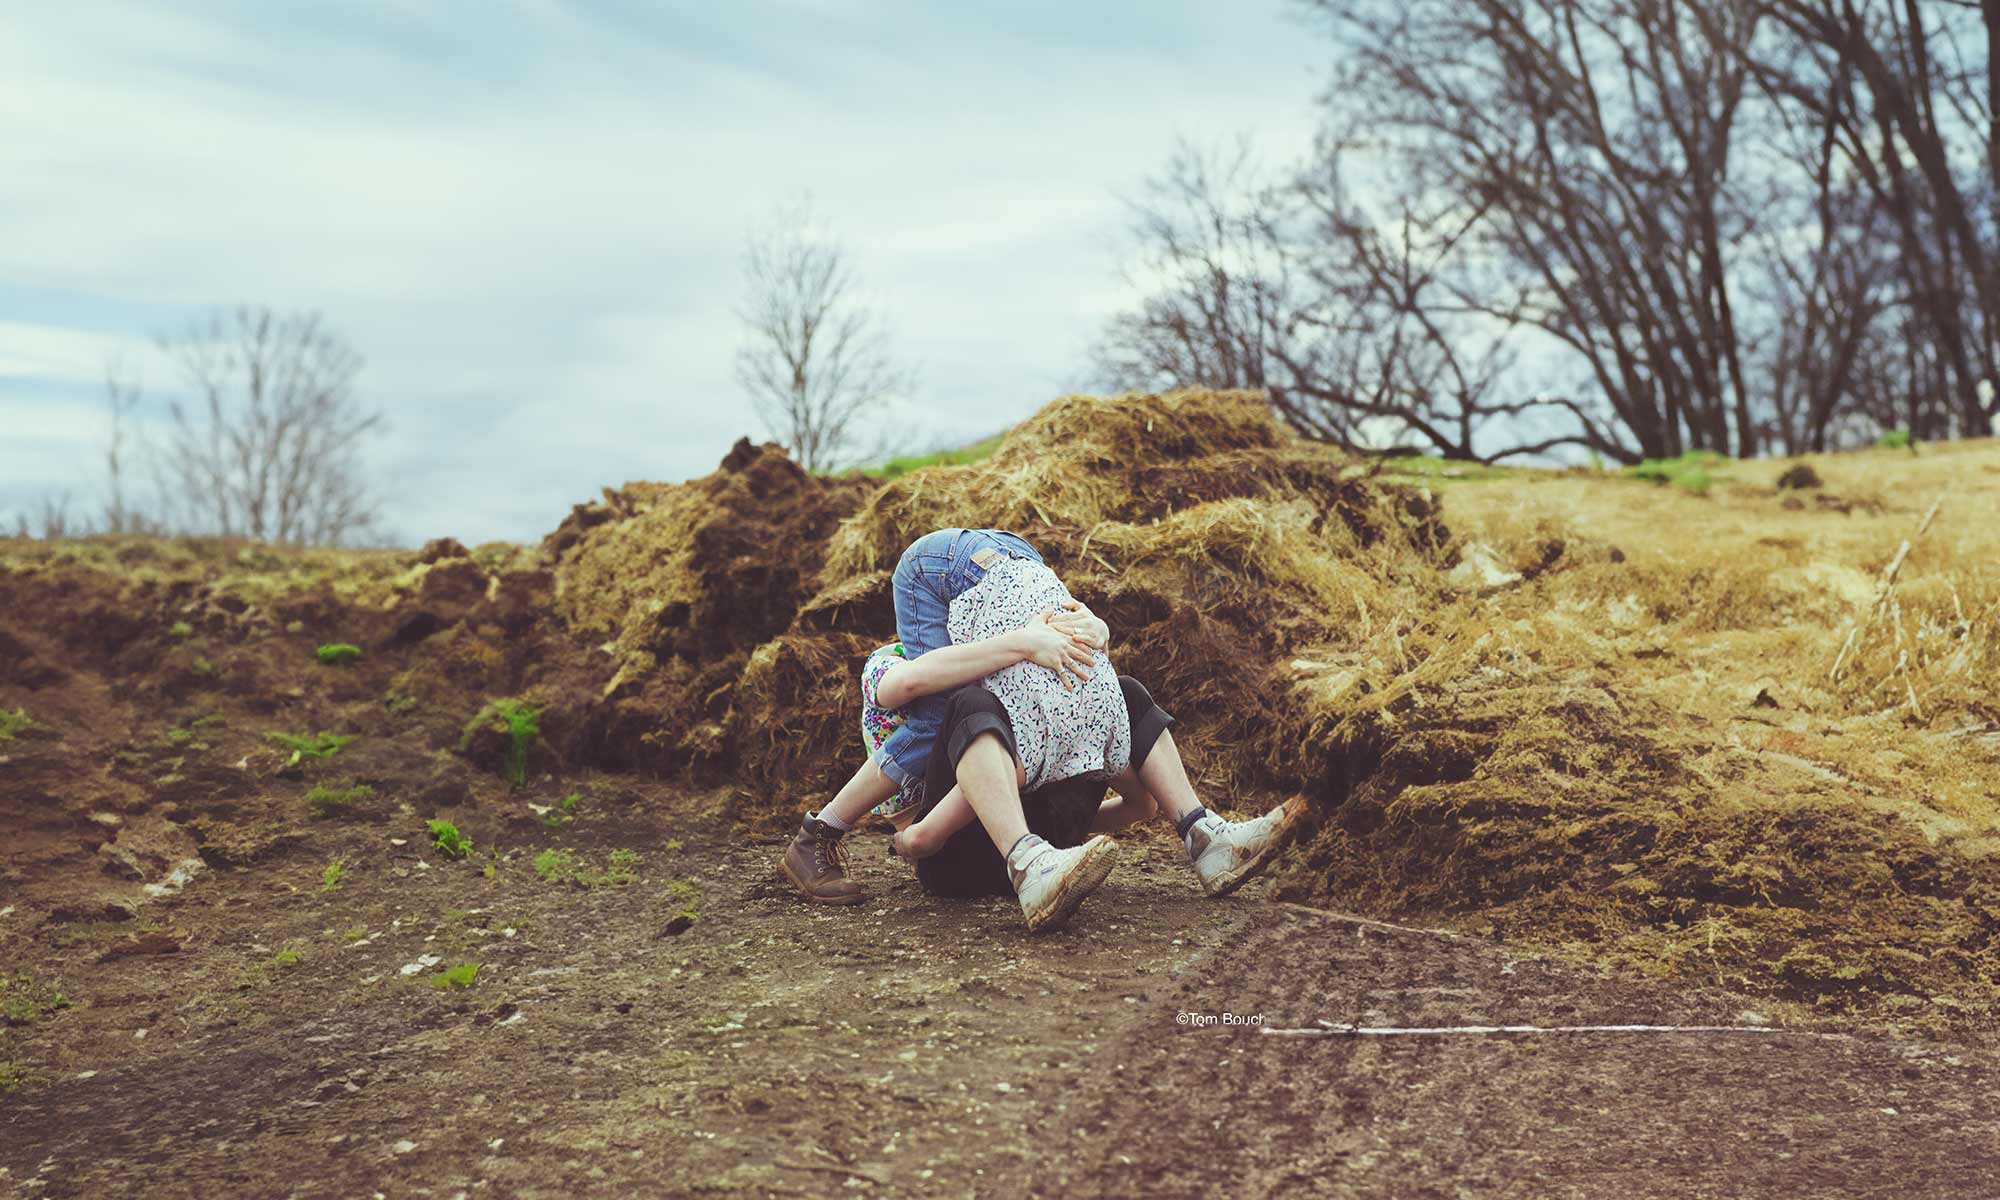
[815,831,850,875]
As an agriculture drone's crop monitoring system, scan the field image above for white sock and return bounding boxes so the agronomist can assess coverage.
[814,808,852,833]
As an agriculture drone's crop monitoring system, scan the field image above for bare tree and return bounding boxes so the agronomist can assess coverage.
[1097,137,1596,462]
[153,307,383,544]
[734,198,910,472]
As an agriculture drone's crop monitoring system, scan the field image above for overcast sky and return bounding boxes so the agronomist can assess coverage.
[1,1,1325,545]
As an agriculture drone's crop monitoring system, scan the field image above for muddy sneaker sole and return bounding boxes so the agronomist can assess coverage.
[776,859,867,906]
[1025,837,1120,933]
[1205,795,1310,898]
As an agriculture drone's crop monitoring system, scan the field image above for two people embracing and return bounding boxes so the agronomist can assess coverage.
[777,527,1305,931]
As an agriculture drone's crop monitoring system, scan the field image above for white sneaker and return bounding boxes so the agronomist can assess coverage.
[1187,796,1308,897]
[1007,834,1119,932]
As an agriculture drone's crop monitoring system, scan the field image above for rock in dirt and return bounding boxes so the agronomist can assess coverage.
[1446,543,1525,593]
[1776,463,1823,490]
[97,932,182,961]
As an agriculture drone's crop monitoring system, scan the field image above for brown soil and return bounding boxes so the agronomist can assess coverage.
[3,808,1996,1199]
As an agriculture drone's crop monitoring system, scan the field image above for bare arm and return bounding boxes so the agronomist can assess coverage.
[875,614,1094,710]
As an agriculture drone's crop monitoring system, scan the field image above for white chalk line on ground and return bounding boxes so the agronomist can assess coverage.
[1262,1018,1853,1041]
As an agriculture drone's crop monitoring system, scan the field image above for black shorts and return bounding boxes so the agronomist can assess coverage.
[914,675,1175,899]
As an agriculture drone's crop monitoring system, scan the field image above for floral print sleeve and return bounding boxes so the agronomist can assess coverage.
[859,643,925,821]
[859,642,907,756]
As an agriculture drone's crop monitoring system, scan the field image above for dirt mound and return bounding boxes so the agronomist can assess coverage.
[6,392,2000,1028]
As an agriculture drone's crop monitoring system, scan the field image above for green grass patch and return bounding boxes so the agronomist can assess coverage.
[321,859,346,890]
[576,848,640,888]
[430,962,479,990]
[306,782,375,819]
[0,708,30,740]
[1879,429,1917,450]
[0,1059,29,1091]
[168,620,193,639]
[426,818,472,860]
[272,947,301,966]
[1625,451,1723,495]
[316,643,363,666]
[0,973,70,1023]
[462,698,541,788]
[533,848,575,883]
[267,731,356,765]
[341,926,368,943]
[1373,454,1528,484]
[853,434,1005,480]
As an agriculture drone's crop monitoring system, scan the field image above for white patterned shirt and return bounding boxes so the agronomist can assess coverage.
[946,557,1130,792]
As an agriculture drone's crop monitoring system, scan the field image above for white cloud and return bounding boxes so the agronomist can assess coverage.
[0,0,1324,542]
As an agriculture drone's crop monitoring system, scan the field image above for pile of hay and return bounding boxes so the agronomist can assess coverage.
[547,389,2000,1025]
[555,390,1451,812]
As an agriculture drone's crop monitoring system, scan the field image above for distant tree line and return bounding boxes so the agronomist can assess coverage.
[14,306,384,544]
[1097,0,2000,463]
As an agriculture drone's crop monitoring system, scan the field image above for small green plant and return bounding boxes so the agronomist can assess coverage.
[482,864,497,880]
[1879,428,1917,450]
[321,860,346,890]
[430,962,479,990]
[384,691,418,715]
[166,727,195,746]
[0,973,71,1023]
[533,848,575,883]
[665,878,700,926]
[341,926,368,943]
[1626,451,1721,495]
[462,699,541,788]
[543,790,582,828]
[426,818,472,860]
[577,848,640,887]
[266,731,356,765]
[663,838,685,853]
[272,947,301,966]
[0,708,30,740]
[0,1059,29,1091]
[191,657,217,677]
[316,643,363,666]
[168,620,193,639]
[306,782,375,819]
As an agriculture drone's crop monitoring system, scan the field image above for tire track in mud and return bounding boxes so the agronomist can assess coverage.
[1003,907,2000,1200]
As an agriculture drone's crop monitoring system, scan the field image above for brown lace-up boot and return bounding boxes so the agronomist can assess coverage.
[778,816,866,905]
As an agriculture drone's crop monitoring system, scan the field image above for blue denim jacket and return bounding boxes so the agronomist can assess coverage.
[875,528,1044,791]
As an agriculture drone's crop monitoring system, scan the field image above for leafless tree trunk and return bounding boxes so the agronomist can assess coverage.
[154,306,383,544]
[734,198,910,472]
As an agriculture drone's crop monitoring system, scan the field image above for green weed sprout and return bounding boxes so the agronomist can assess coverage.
[543,790,582,828]
[321,860,346,890]
[266,731,356,766]
[462,699,541,788]
[427,818,472,860]
[272,947,301,965]
[430,963,479,990]
[533,848,575,883]
[0,709,30,740]
[316,643,363,666]
[168,620,193,639]
[1879,429,1917,450]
